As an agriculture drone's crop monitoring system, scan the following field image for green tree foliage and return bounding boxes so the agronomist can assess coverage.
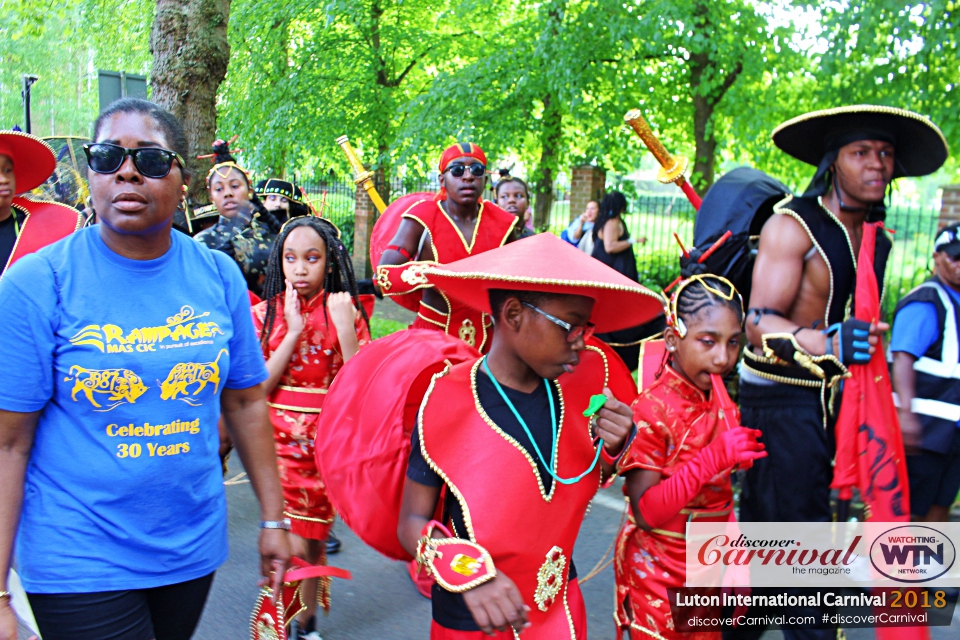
[218,0,472,181]
[815,1,957,147]
[0,0,152,136]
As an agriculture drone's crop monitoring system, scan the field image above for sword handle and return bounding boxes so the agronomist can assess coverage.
[336,135,387,214]
[624,110,674,169]
[624,110,701,210]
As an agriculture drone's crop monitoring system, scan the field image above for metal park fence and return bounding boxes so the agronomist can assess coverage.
[301,175,940,315]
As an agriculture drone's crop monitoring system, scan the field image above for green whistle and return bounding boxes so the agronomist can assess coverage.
[583,394,608,418]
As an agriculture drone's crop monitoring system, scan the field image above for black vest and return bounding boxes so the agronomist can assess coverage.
[778,195,891,327]
[892,276,960,454]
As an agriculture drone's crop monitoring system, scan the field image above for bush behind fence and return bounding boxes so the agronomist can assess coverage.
[302,177,938,315]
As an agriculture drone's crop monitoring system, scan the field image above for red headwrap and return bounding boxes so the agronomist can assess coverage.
[436,142,487,201]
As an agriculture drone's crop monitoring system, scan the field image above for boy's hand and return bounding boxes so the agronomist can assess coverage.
[594,387,633,455]
[462,573,530,636]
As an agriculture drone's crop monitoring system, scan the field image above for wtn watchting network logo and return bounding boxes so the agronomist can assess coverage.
[869,525,957,583]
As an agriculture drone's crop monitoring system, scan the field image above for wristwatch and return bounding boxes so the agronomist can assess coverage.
[260,518,292,530]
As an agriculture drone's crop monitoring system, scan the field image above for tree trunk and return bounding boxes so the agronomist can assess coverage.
[690,85,716,194]
[150,0,232,204]
[533,92,563,230]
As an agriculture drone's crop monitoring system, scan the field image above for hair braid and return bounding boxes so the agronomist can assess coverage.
[259,217,370,347]
[675,276,744,326]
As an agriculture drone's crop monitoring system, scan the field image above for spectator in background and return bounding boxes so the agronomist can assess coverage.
[591,191,651,370]
[495,176,534,238]
[561,199,598,254]
[891,222,960,523]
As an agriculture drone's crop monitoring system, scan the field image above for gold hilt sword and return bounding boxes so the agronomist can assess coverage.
[623,110,702,210]
[336,135,387,214]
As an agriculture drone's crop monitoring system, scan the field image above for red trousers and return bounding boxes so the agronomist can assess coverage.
[429,579,587,639]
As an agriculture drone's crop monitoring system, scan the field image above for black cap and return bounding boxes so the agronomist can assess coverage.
[934,223,960,259]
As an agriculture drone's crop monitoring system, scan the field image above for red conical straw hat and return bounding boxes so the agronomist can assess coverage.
[424,233,665,333]
[0,131,56,194]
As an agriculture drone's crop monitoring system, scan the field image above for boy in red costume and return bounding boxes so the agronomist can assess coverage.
[375,143,517,352]
[614,275,766,640]
[394,234,665,638]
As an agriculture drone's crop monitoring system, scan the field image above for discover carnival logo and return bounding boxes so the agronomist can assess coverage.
[685,522,960,588]
[868,525,956,584]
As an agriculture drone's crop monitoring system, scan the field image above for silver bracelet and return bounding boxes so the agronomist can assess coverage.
[0,590,10,600]
[260,518,291,530]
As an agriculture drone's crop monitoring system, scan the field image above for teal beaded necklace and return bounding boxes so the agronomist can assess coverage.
[481,357,600,485]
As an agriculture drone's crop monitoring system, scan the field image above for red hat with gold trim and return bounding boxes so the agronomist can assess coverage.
[0,131,56,194]
[423,233,665,333]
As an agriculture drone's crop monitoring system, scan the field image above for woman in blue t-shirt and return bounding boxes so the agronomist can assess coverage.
[0,98,291,640]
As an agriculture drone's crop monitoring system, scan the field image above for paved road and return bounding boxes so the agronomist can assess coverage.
[192,459,960,640]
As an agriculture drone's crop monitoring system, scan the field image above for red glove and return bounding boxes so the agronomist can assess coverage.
[638,427,766,529]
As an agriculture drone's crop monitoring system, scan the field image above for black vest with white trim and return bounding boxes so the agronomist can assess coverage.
[893,276,960,454]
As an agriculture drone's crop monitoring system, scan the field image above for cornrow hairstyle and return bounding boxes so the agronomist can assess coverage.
[259,216,370,347]
[494,176,530,200]
[669,275,744,338]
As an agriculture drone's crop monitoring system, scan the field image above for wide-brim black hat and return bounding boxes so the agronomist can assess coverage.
[257,178,302,204]
[772,105,948,179]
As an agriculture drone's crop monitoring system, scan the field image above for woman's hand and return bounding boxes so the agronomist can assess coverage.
[461,573,530,636]
[258,528,293,603]
[0,600,35,640]
[283,280,304,337]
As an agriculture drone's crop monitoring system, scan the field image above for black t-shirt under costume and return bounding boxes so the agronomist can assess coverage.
[406,370,578,631]
[0,208,25,270]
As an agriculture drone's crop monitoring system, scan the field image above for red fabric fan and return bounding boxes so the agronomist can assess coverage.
[368,192,434,312]
[315,329,480,560]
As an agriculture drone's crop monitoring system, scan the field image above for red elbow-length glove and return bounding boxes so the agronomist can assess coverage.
[638,427,766,529]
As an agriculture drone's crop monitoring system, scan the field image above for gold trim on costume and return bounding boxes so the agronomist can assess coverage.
[471,358,565,503]
[266,403,323,413]
[277,385,327,394]
[401,213,439,262]
[285,511,335,525]
[421,268,667,304]
[2,198,84,274]
[437,200,485,254]
[418,364,480,542]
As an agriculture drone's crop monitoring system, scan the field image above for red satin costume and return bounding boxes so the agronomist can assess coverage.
[418,346,623,639]
[377,198,516,353]
[614,366,734,640]
[252,292,372,541]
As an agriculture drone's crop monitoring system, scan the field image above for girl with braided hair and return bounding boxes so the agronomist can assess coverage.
[251,215,373,640]
[194,138,281,301]
[614,275,766,640]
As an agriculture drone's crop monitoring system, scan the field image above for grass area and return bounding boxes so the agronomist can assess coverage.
[370,316,409,340]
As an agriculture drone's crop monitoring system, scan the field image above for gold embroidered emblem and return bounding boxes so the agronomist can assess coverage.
[255,612,280,640]
[65,366,148,411]
[159,349,227,405]
[534,546,566,611]
[400,263,430,286]
[458,319,476,346]
[450,553,482,577]
[374,267,392,292]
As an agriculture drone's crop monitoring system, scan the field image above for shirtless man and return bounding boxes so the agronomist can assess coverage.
[740,106,948,524]
[375,143,517,353]
[732,106,947,640]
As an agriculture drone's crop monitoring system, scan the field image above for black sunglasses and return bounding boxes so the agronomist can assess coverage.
[444,163,486,178]
[84,143,185,179]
